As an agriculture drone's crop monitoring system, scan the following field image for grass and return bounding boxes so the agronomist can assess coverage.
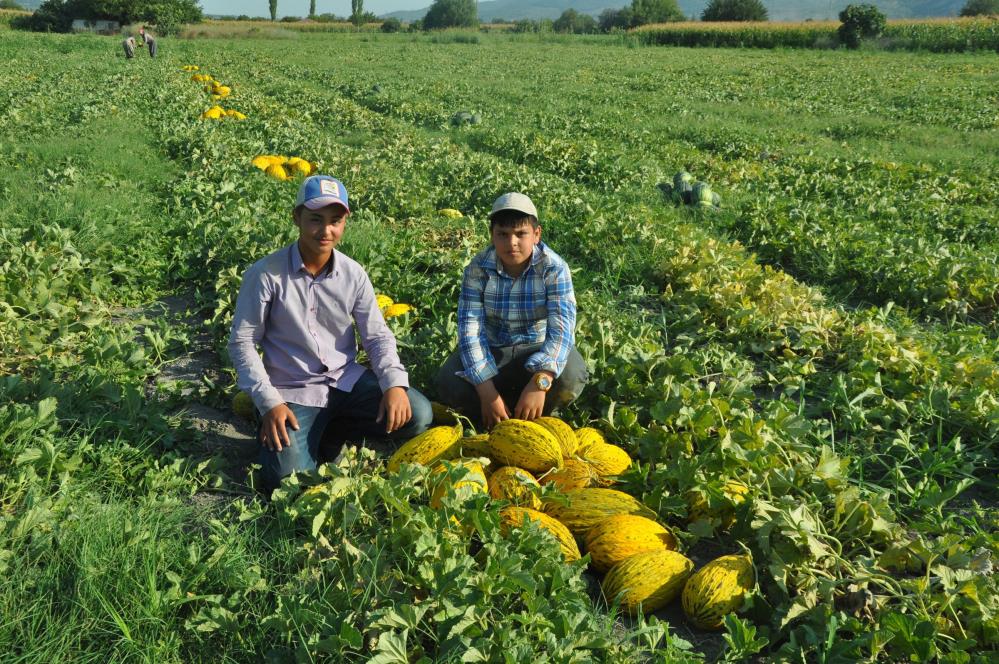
[0,29,995,662]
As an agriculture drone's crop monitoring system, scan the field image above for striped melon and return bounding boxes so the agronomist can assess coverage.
[602,549,694,615]
[535,417,578,457]
[687,480,749,529]
[488,466,542,509]
[387,424,462,472]
[581,443,631,485]
[265,163,288,180]
[583,514,677,573]
[682,554,755,630]
[539,458,596,492]
[543,488,656,537]
[499,506,580,562]
[448,433,491,459]
[574,427,606,454]
[430,401,458,425]
[429,459,487,509]
[489,419,563,474]
[692,181,715,208]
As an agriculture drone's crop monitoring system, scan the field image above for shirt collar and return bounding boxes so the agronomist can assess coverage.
[483,242,546,276]
[289,242,336,278]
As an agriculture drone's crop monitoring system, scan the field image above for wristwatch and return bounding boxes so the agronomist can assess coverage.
[534,373,553,392]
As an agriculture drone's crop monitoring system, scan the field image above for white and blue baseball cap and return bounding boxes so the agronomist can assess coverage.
[295,175,350,212]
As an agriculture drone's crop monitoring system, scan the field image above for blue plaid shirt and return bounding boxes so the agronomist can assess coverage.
[457,242,576,385]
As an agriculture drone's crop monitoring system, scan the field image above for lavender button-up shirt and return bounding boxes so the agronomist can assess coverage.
[228,242,409,414]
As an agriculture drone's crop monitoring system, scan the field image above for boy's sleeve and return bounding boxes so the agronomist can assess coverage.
[227,266,284,414]
[525,260,576,377]
[353,273,409,392]
[457,262,498,385]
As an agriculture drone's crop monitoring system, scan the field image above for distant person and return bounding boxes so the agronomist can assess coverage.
[435,192,587,428]
[140,26,157,57]
[228,175,433,491]
[122,36,136,59]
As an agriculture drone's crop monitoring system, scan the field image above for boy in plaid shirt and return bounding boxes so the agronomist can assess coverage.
[435,193,588,428]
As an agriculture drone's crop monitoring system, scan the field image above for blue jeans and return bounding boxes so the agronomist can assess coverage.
[434,344,588,426]
[259,370,433,490]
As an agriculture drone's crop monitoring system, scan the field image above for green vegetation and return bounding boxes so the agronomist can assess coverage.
[701,0,769,22]
[554,8,598,34]
[423,0,478,30]
[0,29,995,662]
[839,3,889,47]
[636,17,999,51]
[962,0,999,15]
[15,0,201,33]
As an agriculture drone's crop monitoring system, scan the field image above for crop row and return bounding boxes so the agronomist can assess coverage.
[308,40,998,321]
[635,17,999,52]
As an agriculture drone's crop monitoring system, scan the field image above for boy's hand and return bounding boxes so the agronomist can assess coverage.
[514,383,546,421]
[476,380,510,429]
[261,403,300,452]
[377,386,412,434]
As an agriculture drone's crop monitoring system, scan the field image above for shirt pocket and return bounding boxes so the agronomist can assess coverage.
[315,291,352,337]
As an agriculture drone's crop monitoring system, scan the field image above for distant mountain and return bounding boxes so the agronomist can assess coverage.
[386,0,620,23]
[385,0,968,22]
[15,0,43,10]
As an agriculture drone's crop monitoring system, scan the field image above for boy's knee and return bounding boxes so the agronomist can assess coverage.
[259,437,316,490]
[435,366,473,409]
[404,388,434,434]
[550,353,589,408]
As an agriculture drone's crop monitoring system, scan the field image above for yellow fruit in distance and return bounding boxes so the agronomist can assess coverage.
[290,160,312,176]
[383,303,413,318]
[376,294,394,310]
[266,164,289,180]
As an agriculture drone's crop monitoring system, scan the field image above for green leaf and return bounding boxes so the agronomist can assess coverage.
[366,629,410,664]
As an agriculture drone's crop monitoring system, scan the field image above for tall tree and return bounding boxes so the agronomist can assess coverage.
[702,0,768,22]
[269,0,277,21]
[960,0,999,15]
[309,0,315,18]
[423,0,477,29]
[630,0,684,26]
[351,0,363,25]
[17,0,202,32]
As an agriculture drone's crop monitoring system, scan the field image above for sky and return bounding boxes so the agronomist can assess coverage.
[197,1,430,18]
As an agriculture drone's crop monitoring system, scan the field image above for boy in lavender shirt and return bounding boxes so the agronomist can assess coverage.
[229,175,432,489]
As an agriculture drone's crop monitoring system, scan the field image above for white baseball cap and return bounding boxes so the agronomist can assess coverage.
[489,192,538,220]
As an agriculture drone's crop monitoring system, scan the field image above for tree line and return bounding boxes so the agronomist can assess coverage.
[10,0,998,35]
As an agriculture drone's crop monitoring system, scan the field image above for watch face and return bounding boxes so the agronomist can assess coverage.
[538,375,553,390]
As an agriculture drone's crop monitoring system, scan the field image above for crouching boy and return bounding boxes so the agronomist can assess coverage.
[229,175,433,490]
[436,192,588,428]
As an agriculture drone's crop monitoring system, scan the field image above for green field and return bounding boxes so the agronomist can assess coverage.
[1,29,997,662]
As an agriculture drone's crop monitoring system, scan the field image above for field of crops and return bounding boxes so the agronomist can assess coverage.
[636,17,999,51]
[1,28,996,662]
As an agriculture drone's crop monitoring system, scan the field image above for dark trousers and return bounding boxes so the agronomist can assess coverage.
[258,369,433,490]
[435,343,588,425]
[147,39,157,57]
